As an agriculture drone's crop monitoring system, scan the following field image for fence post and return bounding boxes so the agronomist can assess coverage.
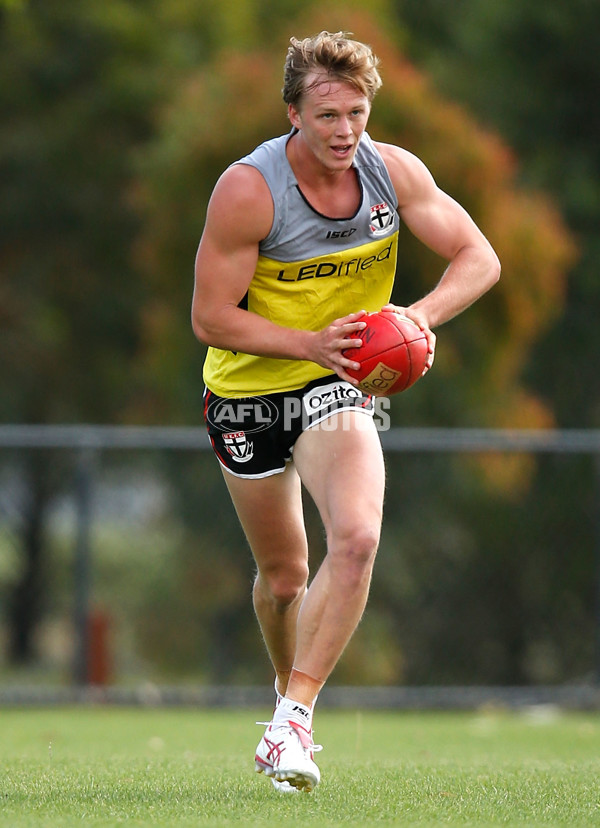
[72,446,96,686]
[596,456,600,684]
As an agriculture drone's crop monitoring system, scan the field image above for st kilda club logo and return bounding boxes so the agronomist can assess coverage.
[369,202,394,236]
[222,431,254,463]
[206,396,279,464]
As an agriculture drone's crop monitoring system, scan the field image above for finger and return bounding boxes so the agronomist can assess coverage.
[346,319,367,330]
[423,337,436,372]
[343,354,362,371]
[340,338,363,350]
[382,304,427,328]
[381,303,406,315]
[334,309,367,326]
[335,366,361,385]
[335,346,362,372]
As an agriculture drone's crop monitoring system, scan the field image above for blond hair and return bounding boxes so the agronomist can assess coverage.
[282,31,382,106]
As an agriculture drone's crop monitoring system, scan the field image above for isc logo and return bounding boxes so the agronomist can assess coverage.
[325,228,357,239]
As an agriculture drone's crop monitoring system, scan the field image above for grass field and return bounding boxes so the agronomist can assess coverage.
[1,706,599,826]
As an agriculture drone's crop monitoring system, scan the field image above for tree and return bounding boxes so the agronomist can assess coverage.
[0,0,173,662]
[0,0,582,683]
[132,7,575,434]
[129,6,576,682]
[1,0,154,423]
[394,0,600,428]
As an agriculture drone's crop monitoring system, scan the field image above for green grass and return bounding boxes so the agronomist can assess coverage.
[1,706,599,826]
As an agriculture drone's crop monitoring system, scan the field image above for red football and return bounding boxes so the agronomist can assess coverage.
[342,310,429,396]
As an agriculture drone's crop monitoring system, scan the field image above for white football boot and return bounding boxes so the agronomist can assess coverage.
[255,696,322,792]
[267,682,299,794]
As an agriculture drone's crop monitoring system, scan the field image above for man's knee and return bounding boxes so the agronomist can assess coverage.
[329,523,380,581]
[255,561,308,610]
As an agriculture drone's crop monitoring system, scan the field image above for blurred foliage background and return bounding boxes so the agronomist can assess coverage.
[0,0,598,688]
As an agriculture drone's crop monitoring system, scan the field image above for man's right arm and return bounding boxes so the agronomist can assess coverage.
[192,164,306,358]
[191,164,367,381]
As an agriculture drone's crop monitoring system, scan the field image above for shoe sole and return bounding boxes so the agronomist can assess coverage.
[271,777,300,794]
[255,760,319,793]
[274,769,319,792]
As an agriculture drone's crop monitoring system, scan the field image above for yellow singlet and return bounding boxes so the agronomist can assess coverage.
[203,131,400,397]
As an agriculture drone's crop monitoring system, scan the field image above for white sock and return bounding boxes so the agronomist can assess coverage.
[273,696,313,730]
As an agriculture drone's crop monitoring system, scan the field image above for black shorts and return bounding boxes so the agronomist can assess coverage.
[203,375,374,479]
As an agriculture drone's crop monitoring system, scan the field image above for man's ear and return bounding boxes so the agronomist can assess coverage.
[288,103,301,129]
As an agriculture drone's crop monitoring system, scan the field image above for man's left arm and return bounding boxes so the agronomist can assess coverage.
[377,143,501,331]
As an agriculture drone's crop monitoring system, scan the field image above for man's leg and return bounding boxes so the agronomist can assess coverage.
[222,412,384,791]
[223,464,321,791]
[221,463,309,696]
[286,411,386,705]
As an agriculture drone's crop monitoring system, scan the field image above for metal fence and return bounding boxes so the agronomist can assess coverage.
[1,425,599,707]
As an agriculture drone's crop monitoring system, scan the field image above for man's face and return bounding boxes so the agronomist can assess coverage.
[288,72,371,172]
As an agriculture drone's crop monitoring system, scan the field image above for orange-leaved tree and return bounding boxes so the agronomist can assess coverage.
[128,6,578,684]
[132,8,576,437]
